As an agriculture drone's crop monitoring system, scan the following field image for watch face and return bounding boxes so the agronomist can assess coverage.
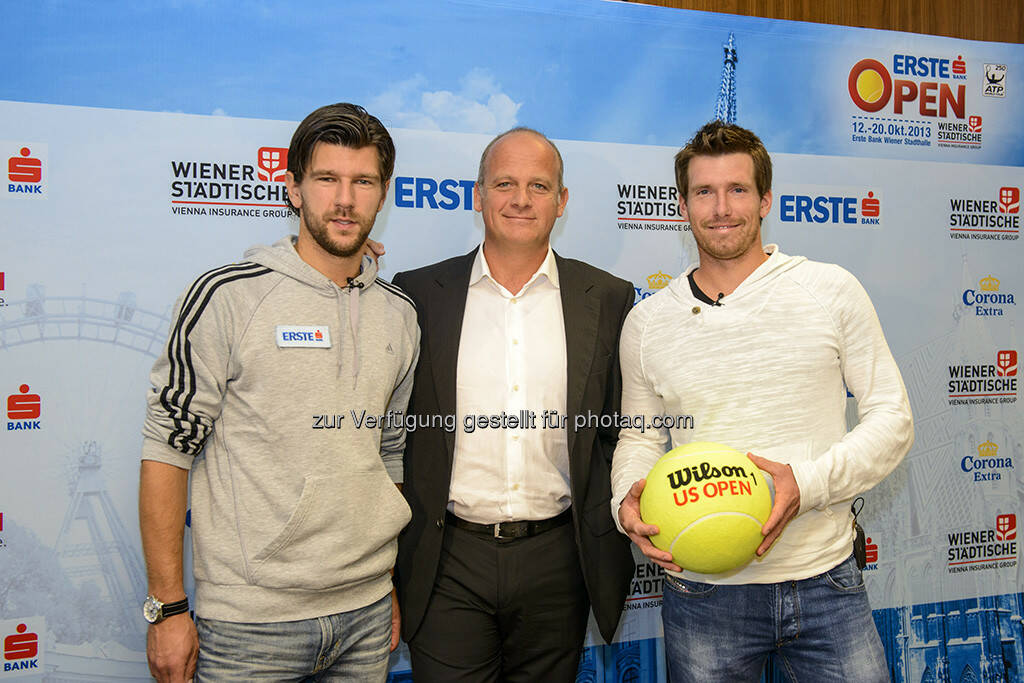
[143,596,162,623]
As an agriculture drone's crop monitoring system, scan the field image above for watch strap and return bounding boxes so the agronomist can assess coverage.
[160,597,190,619]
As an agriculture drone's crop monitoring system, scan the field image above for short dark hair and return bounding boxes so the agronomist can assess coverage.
[477,127,564,192]
[675,120,772,199]
[286,103,395,216]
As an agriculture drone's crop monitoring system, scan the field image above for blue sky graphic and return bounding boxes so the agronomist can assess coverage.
[3,0,1022,163]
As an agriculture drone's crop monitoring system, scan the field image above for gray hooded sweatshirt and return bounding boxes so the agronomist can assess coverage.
[142,235,418,622]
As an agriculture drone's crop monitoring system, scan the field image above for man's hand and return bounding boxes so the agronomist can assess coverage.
[146,612,198,683]
[390,586,401,652]
[363,238,385,262]
[618,479,681,572]
[748,453,801,556]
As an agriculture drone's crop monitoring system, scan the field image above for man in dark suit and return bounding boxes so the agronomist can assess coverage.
[393,127,635,681]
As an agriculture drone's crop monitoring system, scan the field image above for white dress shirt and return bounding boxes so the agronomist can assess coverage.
[449,245,569,524]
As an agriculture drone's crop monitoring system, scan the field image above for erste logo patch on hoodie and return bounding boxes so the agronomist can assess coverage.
[276,325,332,348]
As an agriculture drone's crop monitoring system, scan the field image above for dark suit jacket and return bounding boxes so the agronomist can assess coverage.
[392,248,636,644]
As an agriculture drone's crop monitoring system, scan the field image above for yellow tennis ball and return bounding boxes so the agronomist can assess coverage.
[857,69,885,103]
[640,442,773,574]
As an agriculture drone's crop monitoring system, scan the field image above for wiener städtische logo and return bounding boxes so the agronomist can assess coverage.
[947,350,1017,406]
[170,146,292,219]
[948,187,1020,241]
[947,514,1017,574]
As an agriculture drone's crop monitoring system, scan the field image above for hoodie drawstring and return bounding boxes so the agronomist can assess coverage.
[347,283,360,382]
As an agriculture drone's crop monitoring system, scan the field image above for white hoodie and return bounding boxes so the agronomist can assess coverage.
[611,245,913,583]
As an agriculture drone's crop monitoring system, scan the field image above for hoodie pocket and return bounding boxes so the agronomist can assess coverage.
[248,471,411,590]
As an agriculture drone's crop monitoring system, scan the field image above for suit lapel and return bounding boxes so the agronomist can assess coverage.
[428,249,476,461]
[557,254,599,461]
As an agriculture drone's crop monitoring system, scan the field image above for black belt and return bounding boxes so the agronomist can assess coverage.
[446,509,571,539]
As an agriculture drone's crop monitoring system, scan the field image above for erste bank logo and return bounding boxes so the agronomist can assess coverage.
[849,55,967,116]
[962,275,1015,317]
[6,384,41,431]
[960,440,1014,483]
[777,186,881,227]
[949,187,1020,240]
[276,325,332,348]
[393,176,476,210]
[0,272,6,309]
[864,536,879,568]
[634,270,673,305]
[5,143,46,197]
[0,618,43,676]
[947,514,1017,573]
[170,146,291,219]
[948,350,1017,406]
[983,64,1007,98]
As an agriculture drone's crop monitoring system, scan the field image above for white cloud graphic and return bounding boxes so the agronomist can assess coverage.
[370,68,520,134]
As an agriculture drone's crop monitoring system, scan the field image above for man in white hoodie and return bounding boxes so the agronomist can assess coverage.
[612,120,912,682]
[139,103,418,683]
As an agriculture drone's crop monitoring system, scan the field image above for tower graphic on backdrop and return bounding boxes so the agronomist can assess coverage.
[715,33,738,124]
[54,441,148,637]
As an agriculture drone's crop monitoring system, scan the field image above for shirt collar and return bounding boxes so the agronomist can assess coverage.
[469,243,560,295]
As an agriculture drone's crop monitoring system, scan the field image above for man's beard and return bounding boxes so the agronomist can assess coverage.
[303,209,374,258]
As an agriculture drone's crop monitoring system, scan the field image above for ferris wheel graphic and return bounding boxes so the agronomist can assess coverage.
[0,284,169,356]
[1,283,172,680]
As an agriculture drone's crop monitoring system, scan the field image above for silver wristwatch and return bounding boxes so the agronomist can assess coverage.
[143,595,190,624]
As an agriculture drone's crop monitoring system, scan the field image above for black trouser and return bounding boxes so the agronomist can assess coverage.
[408,517,590,682]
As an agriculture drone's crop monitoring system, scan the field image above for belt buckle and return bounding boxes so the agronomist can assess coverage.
[493,522,504,539]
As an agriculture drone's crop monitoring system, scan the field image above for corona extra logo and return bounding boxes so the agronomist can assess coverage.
[959,440,1012,481]
[646,271,672,290]
[962,276,1014,316]
[848,56,966,119]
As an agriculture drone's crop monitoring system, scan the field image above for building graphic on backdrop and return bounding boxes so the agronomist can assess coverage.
[825,253,1024,683]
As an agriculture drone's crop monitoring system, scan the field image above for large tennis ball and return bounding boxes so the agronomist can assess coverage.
[640,441,773,574]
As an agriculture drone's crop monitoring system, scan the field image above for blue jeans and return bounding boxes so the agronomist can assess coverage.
[195,594,391,682]
[662,555,889,682]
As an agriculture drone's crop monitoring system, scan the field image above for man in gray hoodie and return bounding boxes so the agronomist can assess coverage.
[139,103,419,683]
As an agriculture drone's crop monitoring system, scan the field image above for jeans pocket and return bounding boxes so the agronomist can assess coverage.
[823,555,866,593]
[664,574,717,598]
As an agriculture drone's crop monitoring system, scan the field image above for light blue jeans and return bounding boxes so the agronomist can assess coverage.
[662,555,889,682]
[195,593,391,682]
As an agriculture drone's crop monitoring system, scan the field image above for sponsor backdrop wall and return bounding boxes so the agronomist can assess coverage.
[1,1,1022,681]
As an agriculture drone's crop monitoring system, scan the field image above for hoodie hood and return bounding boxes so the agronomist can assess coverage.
[673,244,806,307]
[244,235,379,290]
